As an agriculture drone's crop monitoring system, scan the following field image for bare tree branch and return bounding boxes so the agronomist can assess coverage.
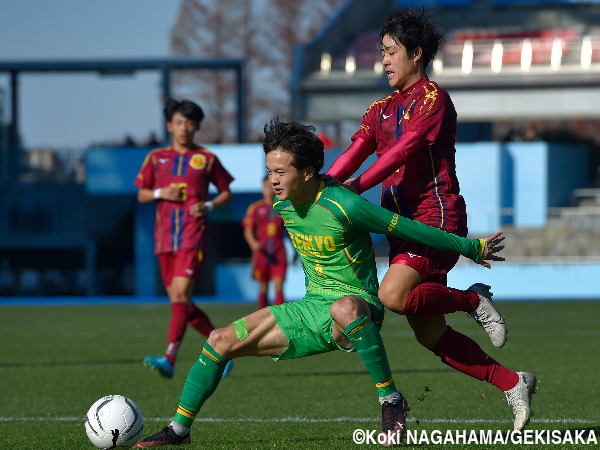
[170,0,346,143]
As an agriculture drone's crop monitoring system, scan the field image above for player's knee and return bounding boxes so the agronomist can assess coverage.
[330,296,367,321]
[207,326,236,357]
[378,284,409,313]
[169,291,189,304]
[273,278,284,291]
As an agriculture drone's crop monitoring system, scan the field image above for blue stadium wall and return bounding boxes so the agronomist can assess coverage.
[84,142,599,302]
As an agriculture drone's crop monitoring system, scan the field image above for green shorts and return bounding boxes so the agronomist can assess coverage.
[268,292,385,361]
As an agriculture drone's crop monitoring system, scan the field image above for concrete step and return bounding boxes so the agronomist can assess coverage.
[570,188,600,206]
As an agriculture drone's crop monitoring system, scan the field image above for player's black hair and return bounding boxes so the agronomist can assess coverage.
[163,98,205,123]
[263,117,324,173]
[379,8,444,70]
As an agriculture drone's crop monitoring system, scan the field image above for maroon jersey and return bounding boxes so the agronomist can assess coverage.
[332,76,467,234]
[135,145,234,254]
[242,199,286,264]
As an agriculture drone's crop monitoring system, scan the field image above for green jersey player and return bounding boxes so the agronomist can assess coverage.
[276,179,489,307]
[135,118,505,448]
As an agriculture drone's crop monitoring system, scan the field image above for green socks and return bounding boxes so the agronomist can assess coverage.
[344,315,397,397]
[172,316,396,429]
[173,342,230,428]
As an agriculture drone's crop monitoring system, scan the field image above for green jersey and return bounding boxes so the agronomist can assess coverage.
[274,180,484,301]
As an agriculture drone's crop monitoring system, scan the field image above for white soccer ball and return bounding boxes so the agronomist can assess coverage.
[85,395,144,449]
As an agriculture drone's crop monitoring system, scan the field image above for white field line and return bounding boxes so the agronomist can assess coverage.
[0,416,597,425]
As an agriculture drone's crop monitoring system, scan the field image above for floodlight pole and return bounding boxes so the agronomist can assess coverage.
[0,72,19,189]
[160,65,171,144]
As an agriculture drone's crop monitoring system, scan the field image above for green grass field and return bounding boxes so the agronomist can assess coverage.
[1,300,598,449]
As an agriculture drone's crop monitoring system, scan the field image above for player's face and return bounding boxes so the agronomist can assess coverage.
[380,34,422,91]
[167,112,199,148]
[266,150,313,204]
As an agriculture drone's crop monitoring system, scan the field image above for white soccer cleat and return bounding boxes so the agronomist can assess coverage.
[505,371,539,432]
[468,283,507,348]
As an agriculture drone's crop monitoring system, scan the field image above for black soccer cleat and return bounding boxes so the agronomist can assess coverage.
[133,425,191,447]
[380,394,409,448]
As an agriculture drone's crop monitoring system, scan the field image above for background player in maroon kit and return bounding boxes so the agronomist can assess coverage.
[242,176,287,308]
[135,98,234,379]
[327,9,537,432]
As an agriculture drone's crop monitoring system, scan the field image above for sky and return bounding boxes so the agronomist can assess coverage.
[0,0,181,150]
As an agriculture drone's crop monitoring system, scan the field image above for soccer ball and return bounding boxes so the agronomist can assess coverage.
[85,395,144,449]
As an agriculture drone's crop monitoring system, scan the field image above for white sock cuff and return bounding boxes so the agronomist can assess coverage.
[379,390,402,405]
[170,421,190,437]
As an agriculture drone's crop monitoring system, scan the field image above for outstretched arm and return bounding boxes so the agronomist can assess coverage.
[343,189,504,266]
[348,132,427,194]
[326,138,374,183]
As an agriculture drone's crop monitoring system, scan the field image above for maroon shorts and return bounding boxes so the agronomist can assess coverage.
[252,250,287,282]
[387,237,460,286]
[158,248,204,287]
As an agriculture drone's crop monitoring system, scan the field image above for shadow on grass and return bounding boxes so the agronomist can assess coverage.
[0,360,450,378]
[205,434,358,448]
[272,368,450,378]
[0,358,140,368]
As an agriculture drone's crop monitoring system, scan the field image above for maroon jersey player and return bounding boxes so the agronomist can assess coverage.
[135,98,234,379]
[242,176,287,308]
[327,9,537,433]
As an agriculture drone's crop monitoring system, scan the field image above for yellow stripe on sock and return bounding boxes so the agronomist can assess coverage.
[201,347,226,364]
[376,376,394,389]
[176,406,196,420]
[347,316,370,336]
